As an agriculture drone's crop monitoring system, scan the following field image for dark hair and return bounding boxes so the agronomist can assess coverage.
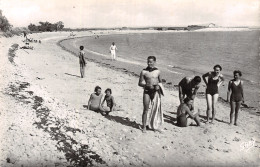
[80,46,84,50]
[112,42,115,45]
[147,56,156,61]
[105,88,112,94]
[193,76,201,83]
[233,70,242,76]
[213,64,222,71]
[94,86,101,92]
[184,97,193,104]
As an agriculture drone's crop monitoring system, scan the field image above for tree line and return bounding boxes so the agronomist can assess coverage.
[28,21,64,32]
[0,10,12,32]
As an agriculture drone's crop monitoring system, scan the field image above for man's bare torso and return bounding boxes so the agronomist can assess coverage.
[142,69,160,86]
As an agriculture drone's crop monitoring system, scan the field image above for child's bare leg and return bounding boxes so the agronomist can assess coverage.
[194,116,201,126]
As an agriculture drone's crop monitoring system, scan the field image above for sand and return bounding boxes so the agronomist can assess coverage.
[0,31,259,166]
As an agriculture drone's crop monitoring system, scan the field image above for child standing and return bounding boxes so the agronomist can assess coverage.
[79,46,86,78]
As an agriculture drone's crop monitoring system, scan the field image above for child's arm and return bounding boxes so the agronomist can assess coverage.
[98,94,103,108]
[87,94,93,109]
[111,96,116,112]
[101,97,105,106]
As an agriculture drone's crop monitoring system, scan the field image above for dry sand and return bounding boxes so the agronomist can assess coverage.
[0,31,259,166]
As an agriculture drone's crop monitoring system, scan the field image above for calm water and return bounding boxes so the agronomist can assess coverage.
[83,31,259,83]
[65,30,259,107]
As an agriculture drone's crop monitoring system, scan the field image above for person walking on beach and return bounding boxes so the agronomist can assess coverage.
[138,56,163,133]
[110,42,118,60]
[202,65,224,124]
[178,76,201,104]
[177,97,201,127]
[227,70,244,126]
[79,46,86,78]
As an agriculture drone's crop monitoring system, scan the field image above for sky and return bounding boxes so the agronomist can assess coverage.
[0,0,259,28]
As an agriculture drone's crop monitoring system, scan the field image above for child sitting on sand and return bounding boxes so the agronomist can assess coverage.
[88,86,103,112]
[101,88,116,115]
[177,97,200,127]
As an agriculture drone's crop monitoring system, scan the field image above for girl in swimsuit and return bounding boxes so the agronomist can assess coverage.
[101,88,116,115]
[202,65,224,124]
[227,70,244,126]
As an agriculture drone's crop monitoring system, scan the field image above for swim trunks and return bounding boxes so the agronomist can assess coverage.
[230,81,243,102]
[177,113,187,127]
[144,87,157,100]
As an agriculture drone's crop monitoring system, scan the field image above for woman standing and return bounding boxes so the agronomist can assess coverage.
[202,65,224,123]
[227,70,244,126]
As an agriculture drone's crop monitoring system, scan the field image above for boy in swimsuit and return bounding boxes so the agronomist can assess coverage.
[87,86,104,113]
[178,76,201,104]
[138,56,162,133]
[202,65,224,124]
[177,97,201,127]
[227,70,244,126]
[101,88,116,116]
[79,46,86,78]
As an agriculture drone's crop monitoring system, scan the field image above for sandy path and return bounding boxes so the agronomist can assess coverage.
[0,31,259,166]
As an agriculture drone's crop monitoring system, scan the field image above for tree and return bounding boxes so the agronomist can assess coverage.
[28,23,38,31]
[56,21,64,31]
[0,10,12,32]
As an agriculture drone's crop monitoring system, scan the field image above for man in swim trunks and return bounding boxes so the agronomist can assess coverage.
[178,76,201,104]
[177,97,200,127]
[138,56,162,133]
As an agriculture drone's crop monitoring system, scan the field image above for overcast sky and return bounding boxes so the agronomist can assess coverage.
[0,0,259,28]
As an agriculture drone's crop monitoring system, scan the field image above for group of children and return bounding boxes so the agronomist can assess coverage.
[87,86,116,116]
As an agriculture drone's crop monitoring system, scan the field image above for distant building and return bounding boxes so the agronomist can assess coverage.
[208,23,216,27]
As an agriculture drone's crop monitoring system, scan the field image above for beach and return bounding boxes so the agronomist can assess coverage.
[0,30,259,166]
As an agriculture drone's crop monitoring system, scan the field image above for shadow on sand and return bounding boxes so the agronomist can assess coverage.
[65,73,81,78]
[104,115,141,130]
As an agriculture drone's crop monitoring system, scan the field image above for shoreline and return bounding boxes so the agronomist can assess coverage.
[0,31,259,166]
[57,33,258,110]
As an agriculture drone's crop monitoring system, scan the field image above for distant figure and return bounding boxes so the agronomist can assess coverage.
[177,97,200,127]
[23,31,27,40]
[202,65,224,124]
[178,76,201,104]
[101,88,116,115]
[110,42,118,60]
[227,70,244,126]
[88,86,103,112]
[138,56,164,133]
[79,46,86,78]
